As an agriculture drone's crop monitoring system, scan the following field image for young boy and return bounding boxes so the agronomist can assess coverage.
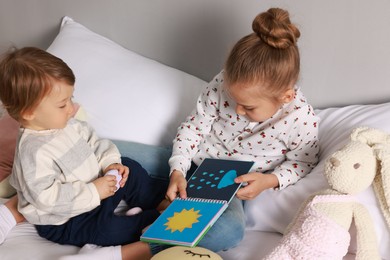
[0,47,169,259]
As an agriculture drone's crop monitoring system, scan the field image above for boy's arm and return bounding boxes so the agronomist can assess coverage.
[74,119,121,172]
[12,152,101,222]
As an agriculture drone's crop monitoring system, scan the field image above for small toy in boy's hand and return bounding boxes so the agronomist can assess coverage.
[105,169,122,191]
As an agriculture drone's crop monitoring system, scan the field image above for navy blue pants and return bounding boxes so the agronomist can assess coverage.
[35,157,169,247]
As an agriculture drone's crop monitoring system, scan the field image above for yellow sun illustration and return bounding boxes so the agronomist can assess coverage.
[164,208,202,233]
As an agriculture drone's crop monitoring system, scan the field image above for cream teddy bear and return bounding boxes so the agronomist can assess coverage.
[264,127,389,260]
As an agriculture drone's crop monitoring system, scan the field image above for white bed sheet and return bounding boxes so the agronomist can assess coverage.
[0,218,295,260]
[0,219,356,260]
[1,198,290,260]
[0,221,79,259]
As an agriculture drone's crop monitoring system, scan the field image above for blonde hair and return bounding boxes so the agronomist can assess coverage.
[224,8,300,99]
[0,47,75,122]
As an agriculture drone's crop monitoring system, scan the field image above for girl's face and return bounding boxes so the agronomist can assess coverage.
[22,81,75,130]
[226,82,294,123]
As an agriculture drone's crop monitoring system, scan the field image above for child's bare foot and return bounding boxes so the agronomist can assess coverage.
[121,241,152,260]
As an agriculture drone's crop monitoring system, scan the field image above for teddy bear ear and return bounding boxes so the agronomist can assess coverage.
[372,143,390,230]
[350,126,390,146]
[350,127,370,141]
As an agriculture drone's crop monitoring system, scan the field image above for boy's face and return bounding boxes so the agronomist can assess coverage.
[23,81,75,130]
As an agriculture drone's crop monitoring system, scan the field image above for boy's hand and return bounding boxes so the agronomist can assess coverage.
[235,172,279,200]
[166,170,187,201]
[104,163,129,188]
[93,175,117,199]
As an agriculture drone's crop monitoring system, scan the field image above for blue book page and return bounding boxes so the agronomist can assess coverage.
[141,198,227,247]
[187,158,254,202]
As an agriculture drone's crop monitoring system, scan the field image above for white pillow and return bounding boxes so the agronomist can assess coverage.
[47,16,205,147]
[244,101,390,259]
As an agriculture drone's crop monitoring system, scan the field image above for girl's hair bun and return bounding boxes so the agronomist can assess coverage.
[252,8,300,49]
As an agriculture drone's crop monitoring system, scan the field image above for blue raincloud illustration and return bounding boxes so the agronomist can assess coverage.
[217,170,237,189]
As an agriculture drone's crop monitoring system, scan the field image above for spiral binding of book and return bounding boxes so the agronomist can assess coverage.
[179,197,225,204]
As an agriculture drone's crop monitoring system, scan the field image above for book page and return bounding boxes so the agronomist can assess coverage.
[141,198,227,247]
[187,158,254,202]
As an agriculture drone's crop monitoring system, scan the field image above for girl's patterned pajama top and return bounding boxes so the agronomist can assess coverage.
[169,72,319,189]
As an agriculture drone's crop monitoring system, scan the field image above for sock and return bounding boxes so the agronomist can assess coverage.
[59,244,121,260]
[125,207,143,216]
[0,204,17,244]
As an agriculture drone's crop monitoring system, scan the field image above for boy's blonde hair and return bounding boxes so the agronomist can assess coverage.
[224,8,300,99]
[0,47,75,122]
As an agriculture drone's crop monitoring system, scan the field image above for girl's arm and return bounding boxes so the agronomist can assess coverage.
[235,172,278,200]
[168,73,222,177]
[273,105,320,189]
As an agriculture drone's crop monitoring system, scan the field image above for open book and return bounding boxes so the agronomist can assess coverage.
[140,158,254,247]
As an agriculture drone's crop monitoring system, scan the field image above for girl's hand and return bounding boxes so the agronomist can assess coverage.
[104,163,129,188]
[235,172,279,200]
[166,170,187,201]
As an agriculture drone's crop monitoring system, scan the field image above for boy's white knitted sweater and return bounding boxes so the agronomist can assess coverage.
[10,118,121,225]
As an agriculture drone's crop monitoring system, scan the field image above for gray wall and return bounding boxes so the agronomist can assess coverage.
[1,0,390,108]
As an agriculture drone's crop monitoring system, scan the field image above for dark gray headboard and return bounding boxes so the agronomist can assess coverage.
[1,0,389,108]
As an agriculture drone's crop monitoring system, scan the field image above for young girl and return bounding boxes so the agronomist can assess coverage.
[166,7,320,251]
[0,47,169,259]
